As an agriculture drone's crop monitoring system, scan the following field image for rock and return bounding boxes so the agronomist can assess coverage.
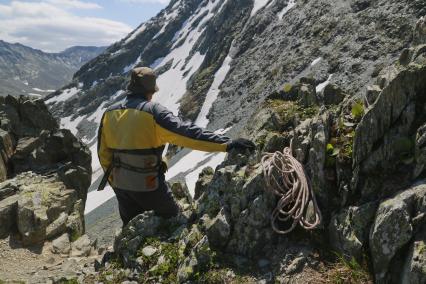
[46,212,69,239]
[114,211,181,267]
[298,83,317,108]
[414,123,426,179]
[51,233,71,255]
[0,195,18,238]
[71,234,92,257]
[401,226,426,284]
[16,173,78,245]
[0,128,15,159]
[353,53,426,200]
[329,202,377,259]
[194,167,214,200]
[414,16,426,45]
[369,181,426,282]
[141,246,158,257]
[205,208,231,248]
[365,85,382,106]
[322,84,345,106]
[0,180,18,201]
[177,236,212,282]
[171,181,192,204]
[12,137,42,160]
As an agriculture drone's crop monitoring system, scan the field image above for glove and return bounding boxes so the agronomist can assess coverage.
[227,138,256,152]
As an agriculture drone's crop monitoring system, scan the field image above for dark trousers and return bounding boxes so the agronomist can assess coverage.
[113,183,179,226]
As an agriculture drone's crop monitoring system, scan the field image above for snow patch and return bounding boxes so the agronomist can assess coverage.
[60,115,85,136]
[150,57,165,69]
[124,24,146,45]
[185,152,227,195]
[46,87,80,104]
[27,93,42,98]
[123,54,142,74]
[84,186,115,215]
[154,0,228,115]
[251,0,270,17]
[316,74,333,93]
[278,0,296,19]
[32,88,54,92]
[195,54,232,128]
[311,57,322,66]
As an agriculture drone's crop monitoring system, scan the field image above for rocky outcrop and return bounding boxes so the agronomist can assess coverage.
[93,30,426,283]
[370,181,426,283]
[0,95,91,245]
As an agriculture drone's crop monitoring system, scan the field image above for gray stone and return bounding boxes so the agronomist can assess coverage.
[323,84,345,106]
[414,123,426,179]
[177,236,211,282]
[401,226,426,284]
[71,234,92,257]
[370,182,426,282]
[51,233,71,255]
[205,208,231,248]
[365,85,382,106]
[329,203,377,259]
[46,212,69,239]
[414,16,426,45]
[141,246,158,257]
[194,167,214,200]
[0,195,18,238]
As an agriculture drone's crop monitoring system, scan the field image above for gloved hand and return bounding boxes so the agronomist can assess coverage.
[227,138,256,152]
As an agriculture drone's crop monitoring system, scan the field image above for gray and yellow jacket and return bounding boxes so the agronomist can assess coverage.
[97,93,230,192]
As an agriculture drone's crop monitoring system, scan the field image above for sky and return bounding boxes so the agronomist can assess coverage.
[0,0,170,52]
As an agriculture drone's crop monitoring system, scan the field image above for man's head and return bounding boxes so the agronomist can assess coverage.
[127,67,159,100]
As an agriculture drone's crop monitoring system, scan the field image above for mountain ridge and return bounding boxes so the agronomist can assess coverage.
[0,40,106,97]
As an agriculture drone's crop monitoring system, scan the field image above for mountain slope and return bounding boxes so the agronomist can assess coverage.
[45,0,422,208]
[0,41,105,96]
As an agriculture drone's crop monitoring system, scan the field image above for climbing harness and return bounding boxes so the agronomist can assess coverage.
[261,147,322,234]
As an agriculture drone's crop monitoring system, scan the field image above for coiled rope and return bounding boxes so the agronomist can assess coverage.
[261,147,322,234]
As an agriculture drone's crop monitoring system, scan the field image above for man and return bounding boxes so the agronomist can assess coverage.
[97,67,256,226]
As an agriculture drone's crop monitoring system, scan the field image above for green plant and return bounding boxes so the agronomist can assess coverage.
[328,254,372,284]
[283,83,292,93]
[56,278,79,284]
[351,101,365,121]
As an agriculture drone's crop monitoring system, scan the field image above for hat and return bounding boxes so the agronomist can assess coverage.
[127,67,159,94]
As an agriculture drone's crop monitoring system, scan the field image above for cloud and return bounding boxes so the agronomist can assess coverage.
[118,0,170,5]
[46,0,102,9]
[0,1,132,52]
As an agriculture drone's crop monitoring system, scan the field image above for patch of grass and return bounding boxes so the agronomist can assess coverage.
[265,99,319,129]
[56,278,79,284]
[327,254,372,284]
[194,268,252,284]
[136,237,182,283]
[351,100,365,121]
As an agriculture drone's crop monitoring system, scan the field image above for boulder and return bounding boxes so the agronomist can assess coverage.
[401,226,426,284]
[329,202,377,259]
[369,181,426,283]
[46,212,69,239]
[52,233,71,255]
[71,234,92,257]
[414,16,426,44]
[0,195,18,238]
[177,236,212,283]
[194,167,214,200]
[205,208,231,248]
[322,84,345,106]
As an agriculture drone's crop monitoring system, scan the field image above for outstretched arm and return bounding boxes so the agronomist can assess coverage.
[153,103,231,152]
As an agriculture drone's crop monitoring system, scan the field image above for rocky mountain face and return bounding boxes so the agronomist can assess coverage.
[0,41,105,97]
[82,34,426,283]
[0,96,96,282]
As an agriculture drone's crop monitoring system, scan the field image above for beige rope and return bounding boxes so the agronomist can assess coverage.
[261,147,322,234]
